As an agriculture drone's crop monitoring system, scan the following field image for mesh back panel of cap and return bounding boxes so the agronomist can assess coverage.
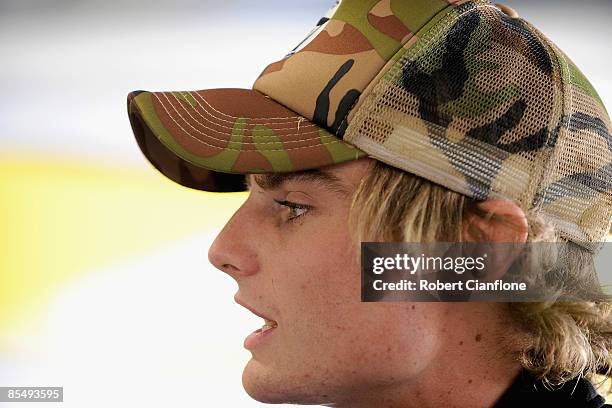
[344,0,612,251]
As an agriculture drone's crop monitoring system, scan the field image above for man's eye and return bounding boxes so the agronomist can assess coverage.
[274,200,311,221]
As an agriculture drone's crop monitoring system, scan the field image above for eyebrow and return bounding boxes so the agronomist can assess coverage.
[246,169,349,196]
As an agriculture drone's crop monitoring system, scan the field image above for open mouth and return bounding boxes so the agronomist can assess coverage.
[260,318,278,333]
[244,318,278,350]
[235,295,279,350]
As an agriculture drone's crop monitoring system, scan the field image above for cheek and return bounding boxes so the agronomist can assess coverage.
[265,219,360,331]
[266,224,446,380]
[283,275,445,382]
[277,225,359,308]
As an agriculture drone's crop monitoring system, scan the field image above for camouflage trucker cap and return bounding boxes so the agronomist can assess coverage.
[127,0,612,250]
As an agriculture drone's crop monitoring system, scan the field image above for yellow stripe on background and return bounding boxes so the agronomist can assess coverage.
[0,152,245,337]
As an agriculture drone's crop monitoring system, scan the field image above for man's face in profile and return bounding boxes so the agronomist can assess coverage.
[207,159,464,404]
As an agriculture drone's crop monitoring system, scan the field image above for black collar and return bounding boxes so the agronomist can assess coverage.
[494,370,609,407]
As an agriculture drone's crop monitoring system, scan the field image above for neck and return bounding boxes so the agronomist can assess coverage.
[328,313,522,408]
[331,364,521,408]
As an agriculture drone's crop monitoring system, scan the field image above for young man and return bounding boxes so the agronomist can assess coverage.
[127,0,612,406]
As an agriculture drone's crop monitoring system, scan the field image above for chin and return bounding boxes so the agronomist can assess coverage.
[242,359,288,403]
[241,359,330,405]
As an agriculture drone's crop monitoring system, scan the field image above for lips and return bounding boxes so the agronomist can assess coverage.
[234,298,274,321]
[235,295,279,350]
[234,295,277,322]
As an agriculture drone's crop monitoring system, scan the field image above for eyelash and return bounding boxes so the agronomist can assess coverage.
[274,200,312,222]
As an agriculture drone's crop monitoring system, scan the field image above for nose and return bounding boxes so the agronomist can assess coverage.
[208,207,259,279]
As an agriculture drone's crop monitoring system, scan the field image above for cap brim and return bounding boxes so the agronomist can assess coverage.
[127,88,366,192]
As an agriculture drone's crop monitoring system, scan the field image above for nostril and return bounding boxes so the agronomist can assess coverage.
[221,263,240,274]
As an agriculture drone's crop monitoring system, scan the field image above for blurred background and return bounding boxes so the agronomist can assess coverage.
[1,0,611,406]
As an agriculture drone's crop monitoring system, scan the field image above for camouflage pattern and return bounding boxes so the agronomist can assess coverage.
[344,0,612,249]
[128,88,364,191]
[126,0,611,248]
[127,0,462,190]
[254,0,461,137]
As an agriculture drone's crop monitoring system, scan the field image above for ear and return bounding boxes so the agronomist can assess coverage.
[462,199,528,244]
[462,200,528,281]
